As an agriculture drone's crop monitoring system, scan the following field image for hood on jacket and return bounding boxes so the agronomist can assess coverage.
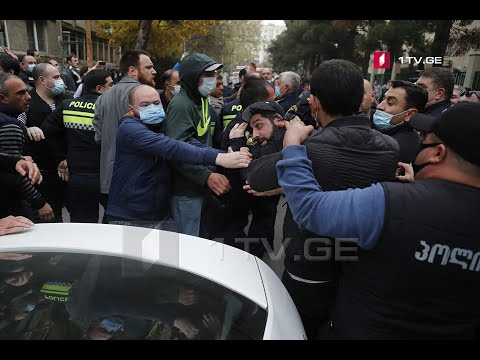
[179,53,222,103]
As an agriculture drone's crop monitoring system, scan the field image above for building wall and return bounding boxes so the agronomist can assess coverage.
[5,20,29,54]
[4,20,118,66]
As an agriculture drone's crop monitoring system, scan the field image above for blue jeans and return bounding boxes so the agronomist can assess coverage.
[107,215,178,232]
[170,195,204,236]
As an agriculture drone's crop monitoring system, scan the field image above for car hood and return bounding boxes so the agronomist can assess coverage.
[0,223,268,309]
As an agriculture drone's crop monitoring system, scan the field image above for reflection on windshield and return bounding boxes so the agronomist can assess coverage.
[0,252,266,340]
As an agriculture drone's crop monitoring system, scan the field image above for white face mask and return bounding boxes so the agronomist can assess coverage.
[172,84,181,96]
[198,76,216,97]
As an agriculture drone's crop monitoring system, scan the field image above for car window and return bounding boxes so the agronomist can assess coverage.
[0,252,267,340]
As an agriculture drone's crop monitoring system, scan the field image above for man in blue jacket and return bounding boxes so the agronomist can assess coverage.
[277,102,480,339]
[106,85,251,228]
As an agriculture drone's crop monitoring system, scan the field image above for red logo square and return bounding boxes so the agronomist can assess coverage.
[373,52,391,69]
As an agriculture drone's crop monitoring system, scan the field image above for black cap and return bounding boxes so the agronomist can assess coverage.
[410,102,480,166]
[242,101,285,122]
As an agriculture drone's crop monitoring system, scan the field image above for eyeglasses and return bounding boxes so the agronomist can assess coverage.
[460,90,480,100]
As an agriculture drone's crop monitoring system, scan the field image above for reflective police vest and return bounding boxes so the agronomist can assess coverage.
[40,281,73,303]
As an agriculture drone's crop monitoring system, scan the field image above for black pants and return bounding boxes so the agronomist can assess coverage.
[282,270,336,340]
[67,173,100,223]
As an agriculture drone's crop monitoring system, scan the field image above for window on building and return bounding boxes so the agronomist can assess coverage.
[62,29,85,60]
[26,20,47,52]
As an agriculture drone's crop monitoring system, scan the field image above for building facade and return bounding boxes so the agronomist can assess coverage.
[0,20,120,67]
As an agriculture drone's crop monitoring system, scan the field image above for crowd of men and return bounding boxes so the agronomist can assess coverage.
[1,45,479,339]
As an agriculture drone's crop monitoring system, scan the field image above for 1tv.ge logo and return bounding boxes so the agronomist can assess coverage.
[373,51,443,69]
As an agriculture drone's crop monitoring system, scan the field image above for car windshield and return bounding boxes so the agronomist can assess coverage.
[0,252,267,340]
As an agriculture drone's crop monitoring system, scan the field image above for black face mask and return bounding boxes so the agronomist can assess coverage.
[413,142,441,174]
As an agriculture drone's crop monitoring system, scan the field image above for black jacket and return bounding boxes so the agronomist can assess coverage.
[247,116,400,279]
[41,92,100,174]
[382,123,423,163]
[24,89,72,171]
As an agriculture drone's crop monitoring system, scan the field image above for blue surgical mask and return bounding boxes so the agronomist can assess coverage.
[100,317,124,333]
[135,104,165,124]
[373,109,410,131]
[27,64,36,73]
[275,86,282,98]
[45,79,65,96]
[198,76,216,97]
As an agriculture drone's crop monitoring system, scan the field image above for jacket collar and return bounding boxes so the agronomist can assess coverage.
[324,115,371,129]
[0,103,22,118]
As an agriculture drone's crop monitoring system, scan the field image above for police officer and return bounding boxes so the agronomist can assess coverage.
[41,69,114,223]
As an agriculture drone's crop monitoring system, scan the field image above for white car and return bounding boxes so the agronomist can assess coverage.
[0,223,306,340]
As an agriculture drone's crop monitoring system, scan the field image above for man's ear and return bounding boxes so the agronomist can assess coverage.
[273,115,283,126]
[435,88,446,100]
[403,108,418,123]
[0,94,7,104]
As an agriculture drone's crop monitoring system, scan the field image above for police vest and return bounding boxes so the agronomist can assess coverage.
[41,281,73,303]
[334,179,480,339]
[220,99,242,130]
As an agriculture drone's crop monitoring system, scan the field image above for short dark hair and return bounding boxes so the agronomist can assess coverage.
[0,54,20,75]
[390,80,428,113]
[419,67,454,99]
[83,69,112,92]
[66,54,78,63]
[310,59,364,117]
[239,68,247,78]
[240,79,274,108]
[119,49,151,76]
[27,49,38,56]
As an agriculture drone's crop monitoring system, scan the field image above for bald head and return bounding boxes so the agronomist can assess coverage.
[129,84,160,106]
[128,84,162,119]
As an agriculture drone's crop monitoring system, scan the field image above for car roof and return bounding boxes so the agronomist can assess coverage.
[0,223,267,309]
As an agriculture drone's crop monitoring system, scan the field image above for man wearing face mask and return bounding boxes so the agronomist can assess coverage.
[23,63,71,222]
[373,80,428,163]
[40,69,114,224]
[164,53,231,237]
[244,59,400,339]
[158,69,181,110]
[106,85,251,227]
[277,102,480,339]
[18,55,36,91]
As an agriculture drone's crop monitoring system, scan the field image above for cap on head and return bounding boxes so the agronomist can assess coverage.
[410,102,480,166]
[242,100,285,122]
[204,63,223,72]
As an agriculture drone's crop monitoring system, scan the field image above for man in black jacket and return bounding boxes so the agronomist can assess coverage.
[373,80,428,163]
[41,69,113,223]
[246,59,399,339]
[24,63,71,222]
[0,74,53,221]
[415,67,454,119]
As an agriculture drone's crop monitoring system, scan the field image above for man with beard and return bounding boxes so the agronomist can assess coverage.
[220,100,286,258]
[93,49,157,213]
